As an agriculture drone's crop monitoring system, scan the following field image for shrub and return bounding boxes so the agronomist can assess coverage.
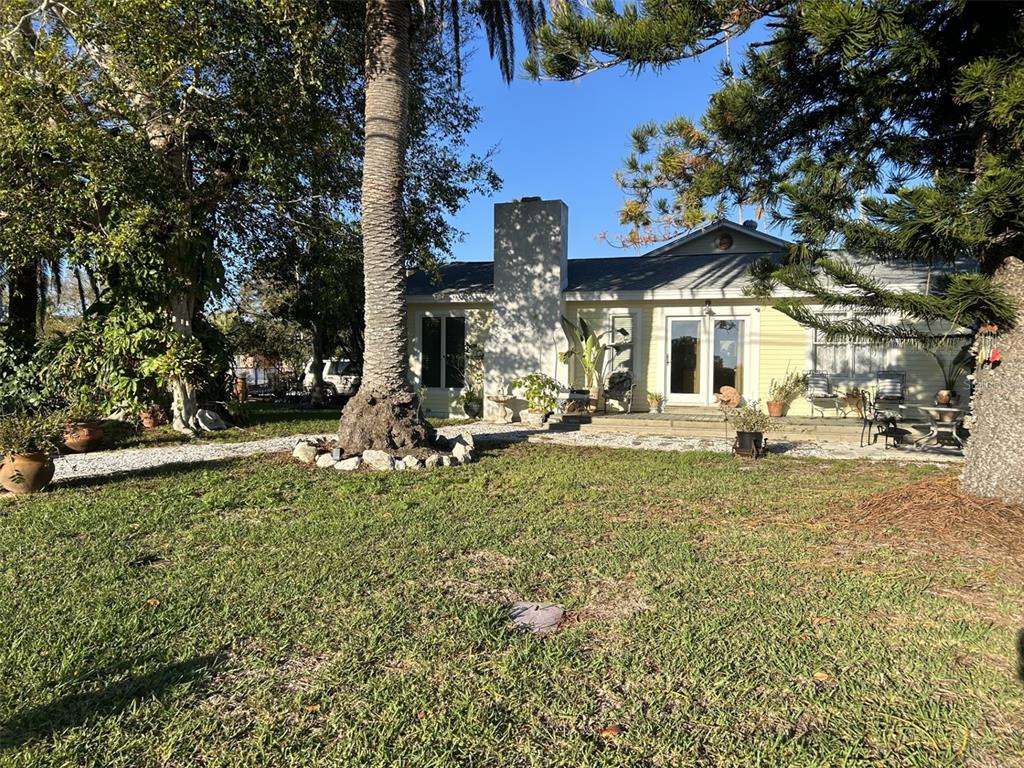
[767,371,809,404]
[510,373,561,413]
[0,411,67,456]
[728,401,773,433]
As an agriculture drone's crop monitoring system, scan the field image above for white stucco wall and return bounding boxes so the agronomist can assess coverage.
[483,199,568,420]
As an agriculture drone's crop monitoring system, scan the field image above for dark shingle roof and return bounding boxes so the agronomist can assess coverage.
[406,251,782,297]
[407,261,494,296]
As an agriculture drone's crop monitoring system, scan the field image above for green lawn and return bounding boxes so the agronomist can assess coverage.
[103,402,474,450]
[2,445,1022,766]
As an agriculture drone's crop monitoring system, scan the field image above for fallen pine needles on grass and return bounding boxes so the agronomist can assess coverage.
[848,475,1024,563]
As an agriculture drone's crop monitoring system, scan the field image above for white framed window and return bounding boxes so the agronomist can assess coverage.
[610,314,634,372]
[420,314,467,389]
[811,313,894,378]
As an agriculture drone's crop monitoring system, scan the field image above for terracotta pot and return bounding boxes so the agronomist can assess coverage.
[648,399,662,412]
[935,389,958,406]
[139,410,161,429]
[64,421,105,453]
[0,452,55,494]
[767,400,787,418]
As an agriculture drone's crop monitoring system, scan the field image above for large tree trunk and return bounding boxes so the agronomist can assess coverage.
[309,322,326,406]
[337,0,432,452]
[961,256,1024,504]
[168,289,201,434]
[6,258,40,354]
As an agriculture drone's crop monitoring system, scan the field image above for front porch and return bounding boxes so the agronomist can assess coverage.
[551,406,954,449]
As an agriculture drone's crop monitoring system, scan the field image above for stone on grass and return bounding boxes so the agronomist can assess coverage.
[335,456,362,471]
[402,455,423,470]
[196,409,228,431]
[458,432,476,449]
[433,434,449,451]
[315,453,336,469]
[440,456,454,468]
[362,449,396,471]
[424,454,443,469]
[509,602,565,635]
[292,442,318,464]
[452,442,475,464]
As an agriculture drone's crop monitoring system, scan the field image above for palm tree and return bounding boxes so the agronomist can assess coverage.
[338,0,547,452]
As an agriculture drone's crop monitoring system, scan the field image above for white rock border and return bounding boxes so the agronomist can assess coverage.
[292,432,478,472]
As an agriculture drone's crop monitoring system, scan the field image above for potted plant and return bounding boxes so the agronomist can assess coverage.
[0,411,65,494]
[510,373,561,425]
[63,396,107,453]
[647,391,664,412]
[727,400,773,455]
[139,403,166,429]
[451,342,484,418]
[929,344,972,406]
[454,390,483,419]
[559,316,629,413]
[766,371,808,417]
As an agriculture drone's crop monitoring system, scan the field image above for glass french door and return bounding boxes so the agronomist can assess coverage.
[666,316,746,405]
[711,318,744,397]
[666,317,704,404]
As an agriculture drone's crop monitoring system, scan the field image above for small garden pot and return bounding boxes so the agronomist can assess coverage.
[463,401,482,419]
[766,400,787,418]
[523,410,546,426]
[648,399,663,413]
[64,421,105,453]
[735,430,764,454]
[139,410,161,429]
[0,452,56,494]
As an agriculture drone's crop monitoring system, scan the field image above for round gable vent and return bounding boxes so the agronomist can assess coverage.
[716,233,734,250]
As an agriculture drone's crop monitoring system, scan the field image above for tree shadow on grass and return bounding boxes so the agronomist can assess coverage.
[52,457,257,492]
[0,652,227,750]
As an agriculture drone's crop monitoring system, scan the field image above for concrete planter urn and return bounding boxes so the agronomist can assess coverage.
[0,452,56,494]
[523,410,546,426]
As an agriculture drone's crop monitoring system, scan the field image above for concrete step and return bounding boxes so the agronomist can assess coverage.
[575,421,867,444]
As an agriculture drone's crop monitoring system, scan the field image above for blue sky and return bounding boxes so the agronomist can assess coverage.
[448,39,749,263]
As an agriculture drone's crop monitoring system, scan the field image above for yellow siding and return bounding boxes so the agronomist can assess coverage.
[407,299,956,418]
[407,302,492,418]
[758,307,814,415]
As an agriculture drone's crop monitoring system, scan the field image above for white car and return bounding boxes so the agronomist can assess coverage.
[303,359,361,397]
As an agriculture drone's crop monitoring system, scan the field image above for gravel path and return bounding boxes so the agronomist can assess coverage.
[49,421,961,485]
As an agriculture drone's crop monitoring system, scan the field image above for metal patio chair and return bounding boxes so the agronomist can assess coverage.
[603,369,636,414]
[806,371,841,418]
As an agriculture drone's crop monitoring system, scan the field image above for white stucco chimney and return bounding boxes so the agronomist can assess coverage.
[484,198,568,420]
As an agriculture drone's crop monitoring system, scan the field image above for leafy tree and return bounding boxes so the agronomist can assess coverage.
[241,26,499,405]
[337,0,546,453]
[1,0,366,431]
[534,1,1024,503]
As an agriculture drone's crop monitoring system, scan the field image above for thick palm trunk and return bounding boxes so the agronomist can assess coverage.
[337,0,432,452]
[961,256,1024,504]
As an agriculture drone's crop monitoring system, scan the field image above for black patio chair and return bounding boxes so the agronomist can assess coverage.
[603,369,636,414]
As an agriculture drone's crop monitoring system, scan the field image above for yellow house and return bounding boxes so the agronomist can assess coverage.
[406,198,951,421]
